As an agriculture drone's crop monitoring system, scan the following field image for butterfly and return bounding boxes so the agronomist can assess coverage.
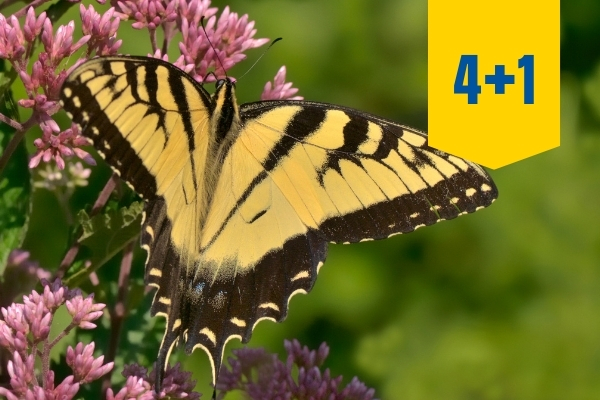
[59,55,498,389]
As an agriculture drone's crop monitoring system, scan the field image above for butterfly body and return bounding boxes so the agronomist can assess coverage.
[60,56,498,387]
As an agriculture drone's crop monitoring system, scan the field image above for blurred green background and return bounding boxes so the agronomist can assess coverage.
[12,0,600,399]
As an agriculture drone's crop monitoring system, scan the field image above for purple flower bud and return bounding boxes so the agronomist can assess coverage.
[23,8,47,42]
[0,13,26,61]
[217,340,376,399]
[66,342,114,383]
[261,66,303,101]
[106,376,153,400]
[50,375,80,400]
[40,17,53,53]
[40,281,65,310]
[0,319,15,351]
[30,60,43,86]
[6,351,35,396]
[65,294,105,329]
[80,5,123,56]
[18,98,35,108]
[2,303,28,335]
[24,385,45,400]
[22,295,51,341]
[122,363,148,379]
[0,387,18,400]
[30,123,96,169]
[12,330,27,354]
[145,362,201,399]
[28,151,43,168]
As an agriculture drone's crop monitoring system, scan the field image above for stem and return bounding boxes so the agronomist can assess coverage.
[101,241,134,394]
[0,112,23,130]
[42,317,71,387]
[161,21,173,56]
[149,28,159,54]
[55,172,119,279]
[47,322,77,349]
[12,0,52,18]
[91,172,119,214]
[0,114,39,174]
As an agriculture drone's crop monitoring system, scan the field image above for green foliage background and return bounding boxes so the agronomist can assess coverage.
[3,0,600,399]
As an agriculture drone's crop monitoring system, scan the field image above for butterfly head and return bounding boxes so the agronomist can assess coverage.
[211,77,240,141]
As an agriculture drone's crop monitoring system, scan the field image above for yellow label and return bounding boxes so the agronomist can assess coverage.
[428,0,560,169]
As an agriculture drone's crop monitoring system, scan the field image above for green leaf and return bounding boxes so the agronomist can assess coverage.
[0,83,31,276]
[64,201,143,286]
[45,0,77,25]
[0,68,17,107]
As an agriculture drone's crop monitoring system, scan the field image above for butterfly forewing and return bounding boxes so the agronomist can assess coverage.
[237,101,497,242]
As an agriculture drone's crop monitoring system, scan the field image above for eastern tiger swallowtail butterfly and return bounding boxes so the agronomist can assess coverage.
[59,55,498,389]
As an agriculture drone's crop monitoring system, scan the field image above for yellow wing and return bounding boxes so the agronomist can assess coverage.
[166,101,498,384]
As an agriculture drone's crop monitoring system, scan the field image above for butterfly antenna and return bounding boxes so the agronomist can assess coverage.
[200,16,228,78]
[236,37,282,81]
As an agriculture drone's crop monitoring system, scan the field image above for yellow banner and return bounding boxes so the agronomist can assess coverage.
[428,0,560,169]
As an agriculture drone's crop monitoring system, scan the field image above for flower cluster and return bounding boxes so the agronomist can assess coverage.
[29,123,95,169]
[0,0,302,174]
[0,3,122,170]
[261,66,303,101]
[34,161,92,191]
[0,279,113,399]
[104,362,202,399]
[216,339,377,400]
[115,0,269,82]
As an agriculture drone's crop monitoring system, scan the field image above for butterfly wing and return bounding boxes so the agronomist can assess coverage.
[61,56,498,388]
[177,100,498,383]
[60,56,215,381]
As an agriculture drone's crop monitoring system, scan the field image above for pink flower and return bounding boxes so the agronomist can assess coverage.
[66,342,114,383]
[150,49,194,74]
[178,5,269,82]
[178,0,217,27]
[2,304,28,335]
[80,5,124,56]
[29,123,95,169]
[44,372,80,400]
[105,362,202,399]
[23,8,46,43]
[41,19,90,65]
[6,352,35,396]
[106,376,153,400]
[217,340,376,400]
[0,13,26,62]
[261,66,303,101]
[0,280,110,399]
[22,295,52,341]
[117,0,178,30]
[65,293,105,329]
